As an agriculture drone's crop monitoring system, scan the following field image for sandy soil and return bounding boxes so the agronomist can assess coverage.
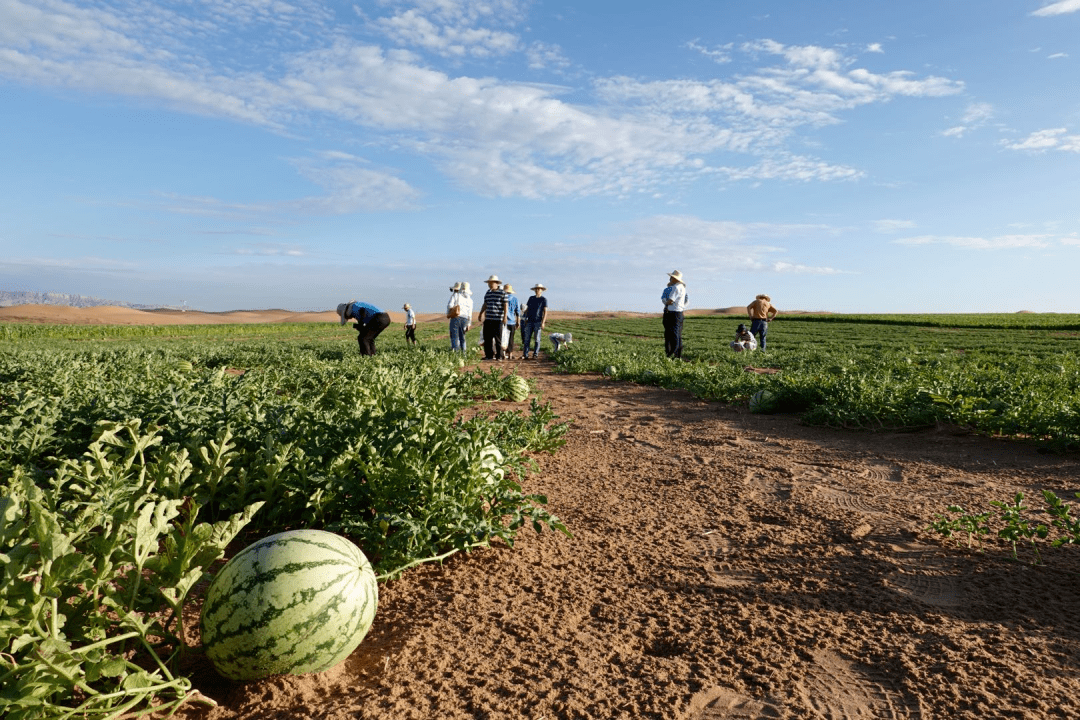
[173,357,1080,720]
[9,307,1080,718]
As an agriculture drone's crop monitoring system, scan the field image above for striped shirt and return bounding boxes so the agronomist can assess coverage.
[482,288,507,321]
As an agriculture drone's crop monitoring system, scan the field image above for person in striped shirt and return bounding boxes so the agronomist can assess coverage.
[476,275,507,360]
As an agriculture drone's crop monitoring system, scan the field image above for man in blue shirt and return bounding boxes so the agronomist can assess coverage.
[520,283,548,359]
[502,284,521,358]
[337,300,391,356]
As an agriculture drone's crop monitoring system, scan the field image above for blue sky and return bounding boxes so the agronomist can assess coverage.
[1,0,1078,313]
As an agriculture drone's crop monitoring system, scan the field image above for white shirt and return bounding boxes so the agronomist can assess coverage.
[662,283,687,312]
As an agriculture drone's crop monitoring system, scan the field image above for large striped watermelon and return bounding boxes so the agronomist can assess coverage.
[200,529,378,682]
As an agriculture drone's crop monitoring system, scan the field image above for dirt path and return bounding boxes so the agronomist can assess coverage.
[183,358,1080,719]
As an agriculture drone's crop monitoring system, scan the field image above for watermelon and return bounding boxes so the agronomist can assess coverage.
[602,365,617,377]
[749,389,775,413]
[507,375,529,402]
[175,360,194,373]
[200,529,378,682]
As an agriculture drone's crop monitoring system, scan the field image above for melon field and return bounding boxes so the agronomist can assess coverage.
[2,313,1080,719]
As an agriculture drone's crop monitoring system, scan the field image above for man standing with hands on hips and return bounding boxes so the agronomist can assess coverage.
[746,294,778,350]
[661,270,687,359]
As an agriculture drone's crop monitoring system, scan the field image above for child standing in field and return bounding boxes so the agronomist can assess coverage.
[403,303,417,345]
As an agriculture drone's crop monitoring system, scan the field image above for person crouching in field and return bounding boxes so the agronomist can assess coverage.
[338,300,391,356]
[549,332,572,352]
[746,294,778,350]
[730,323,757,352]
[403,303,417,345]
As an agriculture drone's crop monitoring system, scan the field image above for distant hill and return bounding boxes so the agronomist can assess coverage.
[0,290,165,310]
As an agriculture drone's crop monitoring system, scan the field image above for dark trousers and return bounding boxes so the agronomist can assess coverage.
[356,312,391,355]
[663,310,683,358]
[505,325,517,355]
[483,319,504,359]
[750,319,768,350]
[404,325,417,344]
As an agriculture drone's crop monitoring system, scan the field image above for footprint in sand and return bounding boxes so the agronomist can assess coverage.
[861,460,904,484]
[796,649,922,719]
[744,469,792,503]
[686,687,782,719]
[882,544,966,609]
[681,533,763,589]
[810,486,884,515]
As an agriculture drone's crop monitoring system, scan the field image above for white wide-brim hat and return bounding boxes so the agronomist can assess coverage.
[531,282,546,290]
[460,281,470,292]
[486,274,501,284]
[668,270,684,283]
[450,282,461,291]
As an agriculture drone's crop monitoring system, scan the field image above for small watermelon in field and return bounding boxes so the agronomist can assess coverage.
[749,389,776,413]
[507,375,529,402]
[603,366,617,377]
[200,529,378,682]
[175,360,193,373]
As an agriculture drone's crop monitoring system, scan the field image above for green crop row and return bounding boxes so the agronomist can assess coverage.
[544,315,1080,450]
[1,334,567,718]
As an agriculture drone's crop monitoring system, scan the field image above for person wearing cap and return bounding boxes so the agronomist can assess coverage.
[520,283,548,359]
[730,323,757,352]
[661,270,687,359]
[502,284,521,358]
[337,300,391,356]
[446,282,472,353]
[746,294,778,350]
[403,303,417,346]
[476,275,508,360]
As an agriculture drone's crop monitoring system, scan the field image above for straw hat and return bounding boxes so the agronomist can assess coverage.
[486,274,501,284]
[450,282,461,291]
[668,270,684,284]
[756,294,771,301]
[460,281,470,292]
[403,303,411,310]
[503,284,515,294]
[531,282,546,291]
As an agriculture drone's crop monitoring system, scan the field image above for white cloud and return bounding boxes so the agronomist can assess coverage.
[894,234,1061,249]
[941,101,994,138]
[1048,52,1069,59]
[686,40,733,64]
[370,0,528,58]
[585,215,845,274]
[525,41,570,71]
[873,219,916,233]
[866,43,884,54]
[1032,0,1080,16]
[0,4,964,200]
[1002,128,1080,152]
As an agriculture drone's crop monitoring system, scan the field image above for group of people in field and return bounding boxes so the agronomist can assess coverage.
[445,276,557,360]
[661,269,779,359]
[336,269,776,358]
[335,275,554,358]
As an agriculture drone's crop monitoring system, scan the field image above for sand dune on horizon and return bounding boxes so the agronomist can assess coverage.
[0,303,825,327]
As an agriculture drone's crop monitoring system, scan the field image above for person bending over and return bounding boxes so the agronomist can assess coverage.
[337,300,391,356]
